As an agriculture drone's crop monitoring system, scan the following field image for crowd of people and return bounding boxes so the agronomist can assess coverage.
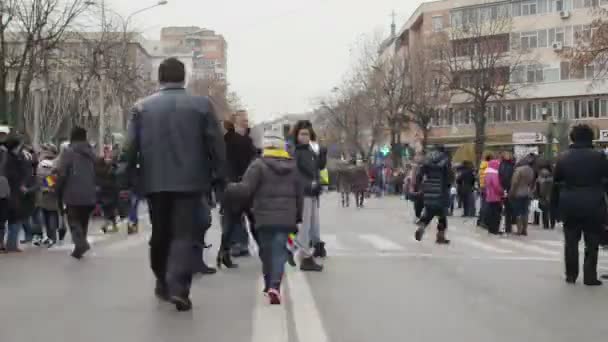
[4,56,608,315]
[1,58,332,311]
[0,130,141,256]
[406,124,608,286]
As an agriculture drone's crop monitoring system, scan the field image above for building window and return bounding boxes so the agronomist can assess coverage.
[544,67,560,82]
[565,26,573,46]
[521,31,538,49]
[539,0,549,13]
[522,1,538,15]
[451,11,463,28]
[601,99,608,117]
[561,61,570,80]
[432,16,444,32]
[585,64,596,79]
[538,29,548,47]
[511,32,521,50]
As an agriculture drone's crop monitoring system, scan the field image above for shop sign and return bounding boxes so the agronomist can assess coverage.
[514,145,539,159]
[512,132,545,144]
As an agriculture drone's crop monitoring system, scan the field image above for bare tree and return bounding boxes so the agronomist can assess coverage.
[7,0,89,131]
[0,0,17,123]
[436,13,528,165]
[563,6,608,80]
[319,79,384,162]
[404,44,449,154]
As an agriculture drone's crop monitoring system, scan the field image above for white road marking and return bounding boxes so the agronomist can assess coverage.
[458,236,513,254]
[495,238,560,256]
[359,234,405,252]
[49,235,109,251]
[251,279,288,342]
[322,234,348,251]
[534,240,563,248]
[286,270,329,342]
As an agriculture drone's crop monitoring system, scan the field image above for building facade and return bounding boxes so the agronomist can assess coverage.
[383,0,608,152]
[159,26,228,82]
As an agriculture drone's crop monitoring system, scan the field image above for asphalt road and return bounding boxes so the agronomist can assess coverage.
[1,193,607,342]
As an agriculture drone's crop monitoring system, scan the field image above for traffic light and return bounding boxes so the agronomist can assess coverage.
[380,145,391,156]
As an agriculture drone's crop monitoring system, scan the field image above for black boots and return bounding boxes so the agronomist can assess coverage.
[313,242,327,258]
[155,280,170,301]
[217,250,238,269]
[300,257,323,272]
[436,231,450,245]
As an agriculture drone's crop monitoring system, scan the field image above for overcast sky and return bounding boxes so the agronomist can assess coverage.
[110,0,424,122]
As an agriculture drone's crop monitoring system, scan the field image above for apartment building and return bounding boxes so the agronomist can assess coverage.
[159,26,228,82]
[384,0,608,151]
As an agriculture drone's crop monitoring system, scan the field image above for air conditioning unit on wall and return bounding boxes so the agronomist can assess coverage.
[552,41,563,51]
[560,10,570,19]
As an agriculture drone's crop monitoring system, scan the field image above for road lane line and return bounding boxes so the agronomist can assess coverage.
[359,234,404,252]
[534,240,563,248]
[458,236,513,254]
[251,279,288,342]
[495,238,560,256]
[49,235,110,252]
[286,271,329,342]
[322,234,347,251]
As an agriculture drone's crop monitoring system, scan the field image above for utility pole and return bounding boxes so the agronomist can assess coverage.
[390,10,397,37]
[99,55,105,155]
[33,88,41,149]
[98,0,106,155]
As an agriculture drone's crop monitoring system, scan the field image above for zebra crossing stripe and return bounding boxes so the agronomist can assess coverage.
[358,234,405,252]
[458,236,513,254]
[49,235,110,252]
[495,238,560,256]
[534,240,563,248]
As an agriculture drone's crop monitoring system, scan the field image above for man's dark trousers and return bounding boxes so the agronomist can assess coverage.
[148,192,201,298]
[564,216,601,282]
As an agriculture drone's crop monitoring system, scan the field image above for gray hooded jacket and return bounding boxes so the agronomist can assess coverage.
[225,152,303,232]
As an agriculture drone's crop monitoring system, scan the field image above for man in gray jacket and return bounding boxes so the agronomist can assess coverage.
[123,57,225,311]
[57,127,97,259]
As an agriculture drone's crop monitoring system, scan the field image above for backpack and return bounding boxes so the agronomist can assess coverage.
[0,147,10,199]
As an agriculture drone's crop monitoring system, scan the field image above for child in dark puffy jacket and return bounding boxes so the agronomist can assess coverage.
[95,157,119,233]
[224,135,303,305]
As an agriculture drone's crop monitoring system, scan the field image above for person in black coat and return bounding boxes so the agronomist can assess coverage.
[499,151,516,234]
[3,136,35,252]
[414,145,452,244]
[218,111,257,267]
[553,124,608,286]
[292,120,326,271]
[457,161,476,217]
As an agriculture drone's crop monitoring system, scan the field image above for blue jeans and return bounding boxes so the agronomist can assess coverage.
[6,221,23,251]
[258,230,289,290]
[128,194,140,224]
[38,209,59,242]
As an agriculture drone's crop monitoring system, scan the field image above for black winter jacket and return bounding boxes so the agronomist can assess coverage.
[224,129,257,182]
[294,144,326,197]
[552,143,608,221]
[418,151,452,209]
[499,159,515,193]
[457,166,475,193]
